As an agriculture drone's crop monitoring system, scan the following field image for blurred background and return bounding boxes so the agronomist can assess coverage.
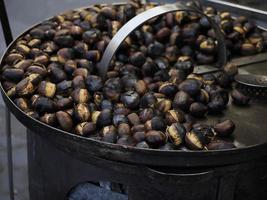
[0,0,266,200]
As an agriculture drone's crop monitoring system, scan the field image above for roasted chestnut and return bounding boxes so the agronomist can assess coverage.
[166,123,186,146]
[178,79,201,97]
[214,119,235,137]
[2,68,24,83]
[165,109,185,125]
[85,75,103,93]
[207,140,236,150]
[185,123,214,150]
[38,81,56,98]
[145,116,166,131]
[74,103,90,122]
[71,88,90,103]
[158,82,178,97]
[231,89,250,106]
[120,91,140,109]
[56,111,73,131]
[40,113,57,126]
[100,125,117,143]
[118,123,131,137]
[172,91,193,111]
[96,109,112,128]
[189,102,208,118]
[145,130,167,148]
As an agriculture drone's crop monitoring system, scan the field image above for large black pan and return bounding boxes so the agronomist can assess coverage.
[1,2,267,168]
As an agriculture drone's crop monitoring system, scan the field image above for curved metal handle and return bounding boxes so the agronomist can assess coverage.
[144,167,214,185]
[97,2,227,79]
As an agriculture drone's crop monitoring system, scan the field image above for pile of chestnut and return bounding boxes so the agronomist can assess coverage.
[1,1,255,150]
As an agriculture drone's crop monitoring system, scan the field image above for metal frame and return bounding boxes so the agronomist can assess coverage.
[0,0,14,200]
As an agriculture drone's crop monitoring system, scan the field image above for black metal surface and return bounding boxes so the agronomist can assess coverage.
[235,74,267,98]
[0,3,267,170]
[27,130,267,200]
[0,0,14,200]
[98,2,227,78]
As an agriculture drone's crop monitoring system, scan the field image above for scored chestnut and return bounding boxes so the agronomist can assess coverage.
[166,123,186,146]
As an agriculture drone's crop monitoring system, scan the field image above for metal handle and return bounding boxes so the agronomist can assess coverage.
[144,167,214,185]
[97,2,227,79]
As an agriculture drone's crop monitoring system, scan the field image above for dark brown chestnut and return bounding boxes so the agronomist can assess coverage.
[56,80,72,96]
[139,108,154,123]
[120,91,140,109]
[129,52,146,67]
[127,113,140,126]
[72,75,85,89]
[56,111,73,131]
[96,109,112,128]
[172,91,193,111]
[178,79,201,97]
[189,102,208,118]
[133,131,146,142]
[135,80,147,95]
[34,97,56,113]
[145,130,167,148]
[85,75,103,93]
[2,68,24,83]
[118,123,131,137]
[113,114,128,127]
[145,116,166,131]
[139,92,157,108]
[207,140,236,150]
[158,82,178,97]
[231,89,250,106]
[214,119,235,137]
